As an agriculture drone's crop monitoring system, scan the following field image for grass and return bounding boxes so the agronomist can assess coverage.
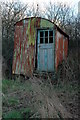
[3,97,19,107]
[2,79,20,94]
[3,110,22,119]
[53,82,79,94]
[2,79,14,93]
[3,108,32,119]
[7,98,19,106]
[2,79,33,118]
[2,79,32,94]
[20,108,32,118]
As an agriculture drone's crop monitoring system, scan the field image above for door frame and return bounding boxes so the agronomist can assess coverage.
[37,28,55,72]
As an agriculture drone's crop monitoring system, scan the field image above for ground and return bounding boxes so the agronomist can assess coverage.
[2,76,79,119]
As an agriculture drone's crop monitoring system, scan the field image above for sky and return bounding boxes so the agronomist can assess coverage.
[25,0,79,14]
[0,0,80,13]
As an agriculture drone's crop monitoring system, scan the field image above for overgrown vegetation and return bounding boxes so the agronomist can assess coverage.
[2,78,79,118]
[55,48,79,118]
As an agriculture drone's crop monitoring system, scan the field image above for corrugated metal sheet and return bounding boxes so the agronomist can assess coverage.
[13,18,36,76]
[55,31,68,70]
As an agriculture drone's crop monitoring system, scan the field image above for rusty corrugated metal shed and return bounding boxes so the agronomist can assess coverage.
[12,17,69,76]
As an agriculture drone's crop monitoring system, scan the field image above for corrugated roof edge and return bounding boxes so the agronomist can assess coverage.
[14,17,69,38]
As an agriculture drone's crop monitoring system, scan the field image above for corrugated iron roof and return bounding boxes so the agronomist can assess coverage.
[14,17,69,38]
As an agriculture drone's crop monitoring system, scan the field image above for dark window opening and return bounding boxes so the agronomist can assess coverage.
[49,31,53,37]
[49,37,53,43]
[40,31,44,43]
[49,31,53,43]
[45,31,48,43]
[45,37,48,43]
[45,31,48,37]
[40,38,43,43]
[40,31,43,37]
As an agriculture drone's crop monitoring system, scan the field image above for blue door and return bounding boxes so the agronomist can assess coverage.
[37,29,54,72]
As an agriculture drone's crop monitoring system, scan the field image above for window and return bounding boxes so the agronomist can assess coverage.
[40,31,44,43]
[49,31,53,43]
[45,31,48,43]
[40,30,53,44]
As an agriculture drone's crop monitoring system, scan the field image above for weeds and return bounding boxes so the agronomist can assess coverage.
[3,110,22,118]
[21,108,32,118]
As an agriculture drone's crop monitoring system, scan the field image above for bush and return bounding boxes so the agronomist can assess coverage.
[57,48,79,85]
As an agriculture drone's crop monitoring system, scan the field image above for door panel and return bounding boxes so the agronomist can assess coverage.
[39,49,44,71]
[47,49,53,71]
[37,30,54,72]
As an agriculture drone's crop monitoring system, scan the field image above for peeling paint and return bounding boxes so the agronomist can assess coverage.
[40,19,54,28]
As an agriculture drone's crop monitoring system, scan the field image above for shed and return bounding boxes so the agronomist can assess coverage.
[12,17,69,76]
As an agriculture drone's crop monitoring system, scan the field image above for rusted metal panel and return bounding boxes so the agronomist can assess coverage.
[12,25,23,74]
[55,30,68,71]
[13,20,35,75]
[13,18,41,76]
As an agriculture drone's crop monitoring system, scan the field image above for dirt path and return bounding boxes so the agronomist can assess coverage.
[29,77,72,118]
